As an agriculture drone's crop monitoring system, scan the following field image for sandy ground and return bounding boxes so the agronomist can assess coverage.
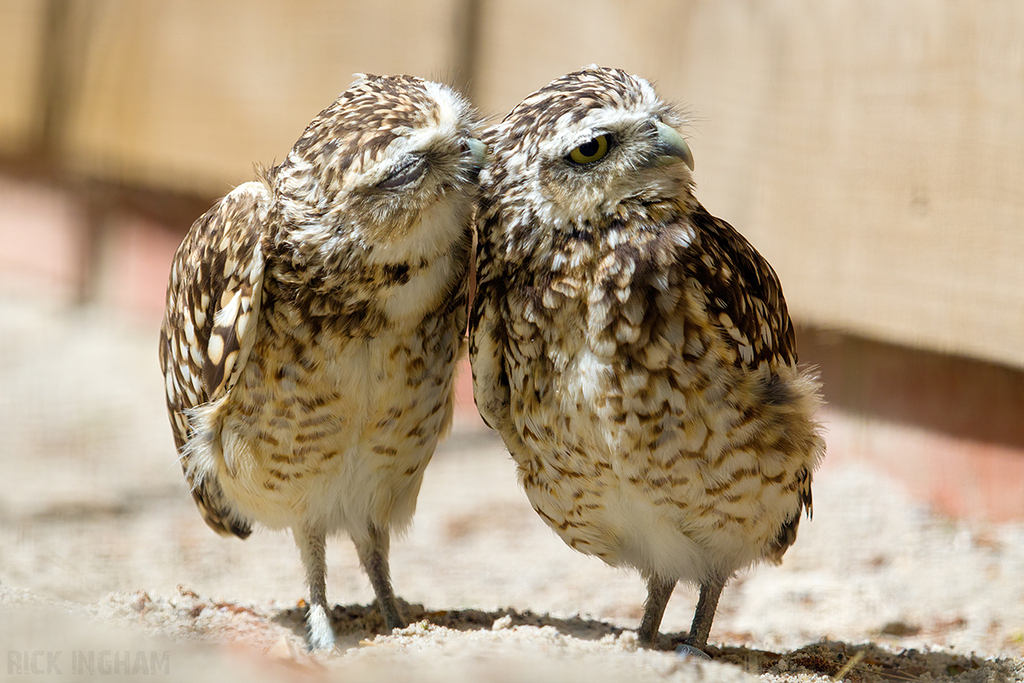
[1,297,1023,682]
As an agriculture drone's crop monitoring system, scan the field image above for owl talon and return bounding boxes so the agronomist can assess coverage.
[305,603,335,651]
[675,644,711,660]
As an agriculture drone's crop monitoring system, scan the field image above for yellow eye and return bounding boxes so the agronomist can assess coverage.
[568,135,610,164]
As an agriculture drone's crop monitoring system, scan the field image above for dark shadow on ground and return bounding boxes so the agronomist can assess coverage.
[273,599,624,650]
[273,601,1018,681]
[710,640,1005,681]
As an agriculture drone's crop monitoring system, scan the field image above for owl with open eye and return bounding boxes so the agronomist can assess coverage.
[470,66,824,656]
[159,74,483,650]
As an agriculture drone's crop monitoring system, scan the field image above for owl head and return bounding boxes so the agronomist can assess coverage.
[274,74,484,259]
[482,66,695,233]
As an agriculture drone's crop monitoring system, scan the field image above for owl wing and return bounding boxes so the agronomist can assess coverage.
[468,214,512,432]
[685,205,798,370]
[158,180,272,538]
[683,205,815,539]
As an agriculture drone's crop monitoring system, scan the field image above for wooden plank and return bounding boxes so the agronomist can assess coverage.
[61,0,467,193]
[0,0,47,155]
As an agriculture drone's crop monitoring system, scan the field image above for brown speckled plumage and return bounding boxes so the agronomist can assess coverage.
[470,66,824,654]
[159,74,482,649]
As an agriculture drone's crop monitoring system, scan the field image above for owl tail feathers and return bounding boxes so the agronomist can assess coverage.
[191,482,253,539]
[180,404,253,540]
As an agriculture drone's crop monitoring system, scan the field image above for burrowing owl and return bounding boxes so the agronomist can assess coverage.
[159,74,483,650]
[470,66,824,655]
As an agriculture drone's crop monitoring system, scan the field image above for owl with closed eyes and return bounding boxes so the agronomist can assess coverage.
[470,66,824,656]
[159,74,483,650]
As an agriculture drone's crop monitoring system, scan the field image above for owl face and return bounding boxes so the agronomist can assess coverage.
[483,66,694,230]
[276,74,483,254]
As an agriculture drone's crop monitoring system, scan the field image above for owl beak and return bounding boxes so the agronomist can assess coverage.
[466,137,488,168]
[652,121,694,171]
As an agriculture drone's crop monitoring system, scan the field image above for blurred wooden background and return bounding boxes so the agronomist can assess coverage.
[1,0,1021,518]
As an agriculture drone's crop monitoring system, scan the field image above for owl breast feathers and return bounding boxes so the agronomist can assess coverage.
[470,65,824,652]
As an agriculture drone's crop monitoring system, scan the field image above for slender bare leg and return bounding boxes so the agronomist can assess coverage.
[680,578,726,656]
[295,526,334,650]
[637,575,676,647]
[356,523,406,631]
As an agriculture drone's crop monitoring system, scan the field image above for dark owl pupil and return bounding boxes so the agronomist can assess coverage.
[578,139,600,157]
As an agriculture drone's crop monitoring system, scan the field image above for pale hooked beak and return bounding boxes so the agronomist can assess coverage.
[466,137,488,167]
[653,121,694,171]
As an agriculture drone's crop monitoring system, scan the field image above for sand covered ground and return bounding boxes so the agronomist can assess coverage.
[1,298,1022,682]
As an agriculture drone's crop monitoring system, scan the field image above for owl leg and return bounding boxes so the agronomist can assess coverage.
[295,526,335,650]
[356,523,406,632]
[680,578,725,656]
[637,574,676,647]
